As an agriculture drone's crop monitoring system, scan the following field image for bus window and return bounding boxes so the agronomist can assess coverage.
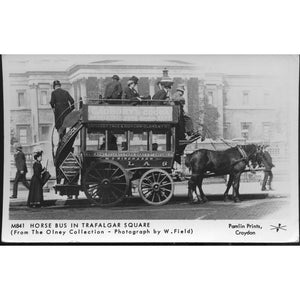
[86,128,105,151]
[128,130,148,151]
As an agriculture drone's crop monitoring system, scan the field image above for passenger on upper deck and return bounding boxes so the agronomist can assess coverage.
[123,76,142,101]
[152,81,171,101]
[104,75,123,99]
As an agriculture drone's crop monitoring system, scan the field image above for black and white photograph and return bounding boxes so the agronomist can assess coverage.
[1,54,299,243]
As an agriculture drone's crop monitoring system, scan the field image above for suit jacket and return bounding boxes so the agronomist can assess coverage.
[15,151,27,173]
[50,88,75,129]
[123,87,140,100]
[152,89,168,100]
[104,81,123,99]
[262,151,275,171]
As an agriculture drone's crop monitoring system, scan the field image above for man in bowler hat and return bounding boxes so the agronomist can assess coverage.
[50,80,75,140]
[10,144,30,198]
[104,75,123,99]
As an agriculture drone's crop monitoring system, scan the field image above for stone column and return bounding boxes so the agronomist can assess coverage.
[98,77,104,98]
[149,77,156,98]
[183,78,188,112]
[216,84,224,138]
[79,78,87,103]
[198,79,205,126]
[29,83,39,143]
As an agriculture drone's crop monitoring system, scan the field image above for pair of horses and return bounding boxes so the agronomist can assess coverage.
[185,144,262,203]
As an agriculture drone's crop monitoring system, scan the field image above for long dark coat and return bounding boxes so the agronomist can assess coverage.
[104,81,123,99]
[50,88,75,130]
[123,87,140,100]
[152,89,168,100]
[15,150,28,173]
[27,161,44,207]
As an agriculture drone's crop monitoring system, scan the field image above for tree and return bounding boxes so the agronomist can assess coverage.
[203,97,219,139]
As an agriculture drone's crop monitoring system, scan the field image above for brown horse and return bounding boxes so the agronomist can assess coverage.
[185,144,259,203]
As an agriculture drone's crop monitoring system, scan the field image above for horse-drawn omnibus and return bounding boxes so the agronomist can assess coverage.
[52,99,196,207]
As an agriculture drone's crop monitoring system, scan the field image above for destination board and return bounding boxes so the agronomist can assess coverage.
[87,105,174,122]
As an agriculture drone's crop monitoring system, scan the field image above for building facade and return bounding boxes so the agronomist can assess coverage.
[9,62,287,146]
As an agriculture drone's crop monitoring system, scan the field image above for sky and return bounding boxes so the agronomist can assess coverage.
[2,55,298,78]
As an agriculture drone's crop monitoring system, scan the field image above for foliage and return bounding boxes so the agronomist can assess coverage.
[203,97,219,139]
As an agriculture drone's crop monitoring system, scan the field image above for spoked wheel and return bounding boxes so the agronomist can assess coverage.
[138,169,174,205]
[83,160,129,207]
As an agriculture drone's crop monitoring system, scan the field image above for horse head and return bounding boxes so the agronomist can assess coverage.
[241,144,261,167]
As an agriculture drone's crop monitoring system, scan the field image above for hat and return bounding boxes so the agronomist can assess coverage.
[14,143,22,151]
[33,150,43,160]
[130,76,139,84]
[53,80,61,89]
[112,75,120,80]
[127,79,134,86]
[176,86,185,93]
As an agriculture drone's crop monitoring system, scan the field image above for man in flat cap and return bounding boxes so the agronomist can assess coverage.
[10,144,30,198]
[50,80,75,140]
[104,75,123,99]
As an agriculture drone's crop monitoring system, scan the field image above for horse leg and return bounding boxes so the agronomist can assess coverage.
[224,174,234,202]
[232,172,242,203]
[196,176,208,203]
[188,175,199,203]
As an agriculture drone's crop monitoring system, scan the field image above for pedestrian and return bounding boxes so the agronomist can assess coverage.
[27,151,45,208]
[10,144,30,198]
[123,77,142,102]
[261,145,275,191]
[50,80,75,140]
[104,75,123,99]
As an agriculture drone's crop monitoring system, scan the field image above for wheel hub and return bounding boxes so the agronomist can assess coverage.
[152,183,160,192]
[101,178,111,188]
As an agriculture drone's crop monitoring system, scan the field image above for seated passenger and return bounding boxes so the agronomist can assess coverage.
[104,75,123,99]
[99,134,118,150]
[152,83,171,101]
[121,142,128,151]
[152,143,158,151]
[123,77,141,102]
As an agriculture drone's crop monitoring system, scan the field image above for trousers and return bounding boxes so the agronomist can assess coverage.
[262,170,273,189]
[12,171,30,197]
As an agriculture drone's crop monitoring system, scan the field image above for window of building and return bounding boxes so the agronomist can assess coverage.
[40,91,48,106]
[241,122,252,140]
[17,126,28,145]
[39,125,51,141]
[207,91,213,105]
[18,92,26,107]
[263,92,270,105]
[224,122,231,139]
[262,122,272,141]
[242,91,249,105]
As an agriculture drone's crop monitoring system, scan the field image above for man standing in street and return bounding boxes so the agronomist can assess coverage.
[50,80,75,140]
[261,145,275,191]
[104,75,123,99]
[10,144,30,198]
